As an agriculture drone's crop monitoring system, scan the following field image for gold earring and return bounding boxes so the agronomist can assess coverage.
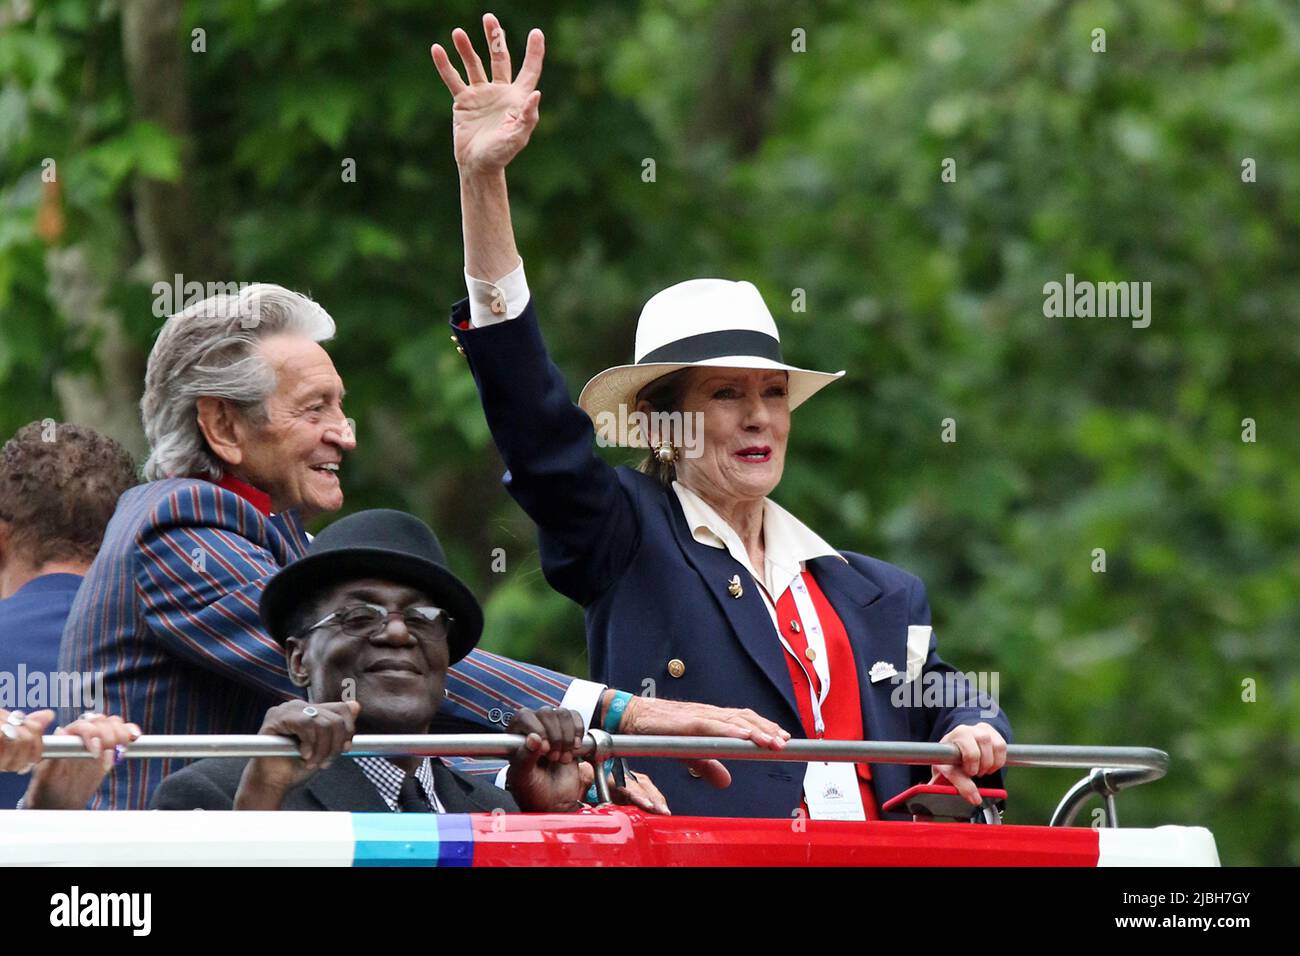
[655,440,678,464]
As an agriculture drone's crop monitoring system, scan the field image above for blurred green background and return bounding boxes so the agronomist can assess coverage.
[1,0,1296,863]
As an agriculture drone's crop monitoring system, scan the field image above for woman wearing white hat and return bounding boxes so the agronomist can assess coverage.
[430,15,1010,820]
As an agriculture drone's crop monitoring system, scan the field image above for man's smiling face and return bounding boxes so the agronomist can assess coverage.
[286,578,450,735]
[234,335,355,519]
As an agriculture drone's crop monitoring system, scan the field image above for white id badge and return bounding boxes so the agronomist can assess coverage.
[803,761,867,821]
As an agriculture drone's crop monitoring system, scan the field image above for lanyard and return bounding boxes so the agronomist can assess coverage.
[757,571,831,735]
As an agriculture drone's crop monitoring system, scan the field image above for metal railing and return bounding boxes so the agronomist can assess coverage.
[37,732,1168,826]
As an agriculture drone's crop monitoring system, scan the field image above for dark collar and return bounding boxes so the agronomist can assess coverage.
[303,758,394,813]
[428,760,512,813]
[6,572,84,600]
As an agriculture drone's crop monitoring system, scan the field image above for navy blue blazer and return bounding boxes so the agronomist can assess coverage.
[0,573,84,808]
[453,299,1012,819]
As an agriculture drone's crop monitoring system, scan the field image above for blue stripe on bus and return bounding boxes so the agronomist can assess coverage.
[351,813,444,867]
[435,814,474,867]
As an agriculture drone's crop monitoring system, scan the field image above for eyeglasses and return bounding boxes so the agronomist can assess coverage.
[296,602,453,641]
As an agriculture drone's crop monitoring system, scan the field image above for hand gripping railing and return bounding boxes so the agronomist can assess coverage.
[37,733,1168,826]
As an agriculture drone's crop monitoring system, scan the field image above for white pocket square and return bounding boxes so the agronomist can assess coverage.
[905,625,932,682]
[868,660,898,683]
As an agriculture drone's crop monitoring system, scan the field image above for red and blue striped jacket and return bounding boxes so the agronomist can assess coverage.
[57,477,581,809]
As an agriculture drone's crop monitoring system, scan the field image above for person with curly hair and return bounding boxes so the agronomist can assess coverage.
[0,421,138,807]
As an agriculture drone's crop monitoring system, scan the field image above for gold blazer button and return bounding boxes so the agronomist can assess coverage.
[667,658,686,678]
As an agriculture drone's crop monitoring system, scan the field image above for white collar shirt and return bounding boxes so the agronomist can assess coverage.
[671,481,849,736]
[671,480,845,604]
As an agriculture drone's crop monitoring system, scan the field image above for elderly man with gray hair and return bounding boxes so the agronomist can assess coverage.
[58,283,788,810]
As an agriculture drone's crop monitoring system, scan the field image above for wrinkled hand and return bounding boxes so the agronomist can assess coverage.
[0,708,53,773]
[23,714,141,810]
[929,722,1007,805]
[578,760,671,815]
[430,13,544,174]
[235,700,361,810]
[506,707,584,812]
[617,695,791,788]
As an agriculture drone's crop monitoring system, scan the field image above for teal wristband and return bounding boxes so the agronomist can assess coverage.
[603,691,633,734]
[584,757,616,805]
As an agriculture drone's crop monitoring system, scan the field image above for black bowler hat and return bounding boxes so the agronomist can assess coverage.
[259,509,483,663]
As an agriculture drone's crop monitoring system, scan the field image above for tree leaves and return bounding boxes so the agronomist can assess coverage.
[0,0,1295,863]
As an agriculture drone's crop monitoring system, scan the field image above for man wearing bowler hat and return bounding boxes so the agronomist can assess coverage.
[152,510,601,813]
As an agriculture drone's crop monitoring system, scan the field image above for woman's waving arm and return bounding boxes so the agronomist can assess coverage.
[431,13,541,289]
[433,15,639,601]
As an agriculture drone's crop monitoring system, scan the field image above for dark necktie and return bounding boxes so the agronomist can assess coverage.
[398,771,432,812]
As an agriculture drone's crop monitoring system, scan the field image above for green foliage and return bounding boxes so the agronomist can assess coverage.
[0,0,1296,863]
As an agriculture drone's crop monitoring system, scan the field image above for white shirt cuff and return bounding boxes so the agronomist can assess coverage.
[464,258,530,327]
[560,678,608,730]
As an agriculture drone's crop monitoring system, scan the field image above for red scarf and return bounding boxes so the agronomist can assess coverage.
[211,473,272,517]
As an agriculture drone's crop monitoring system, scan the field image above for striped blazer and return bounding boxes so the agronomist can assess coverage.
[57,478,582,809]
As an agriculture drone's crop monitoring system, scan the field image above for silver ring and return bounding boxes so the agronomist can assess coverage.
[113,744,128,766]
[6,711,25,726]
[79,711,104,721]
[1,724,17,740]
[302,706,319,718]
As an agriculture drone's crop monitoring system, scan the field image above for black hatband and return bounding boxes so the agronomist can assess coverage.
[637,329,783,365]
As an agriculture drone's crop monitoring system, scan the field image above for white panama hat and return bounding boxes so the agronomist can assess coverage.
[577,278,845,447]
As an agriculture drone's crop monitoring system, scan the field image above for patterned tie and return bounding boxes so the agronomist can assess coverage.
[397,771,431,812]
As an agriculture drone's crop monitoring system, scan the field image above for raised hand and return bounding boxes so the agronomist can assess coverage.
[430,13,544,175]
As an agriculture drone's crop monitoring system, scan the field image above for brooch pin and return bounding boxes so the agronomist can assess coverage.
[727,574,743,599]
[869,660,899,683]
